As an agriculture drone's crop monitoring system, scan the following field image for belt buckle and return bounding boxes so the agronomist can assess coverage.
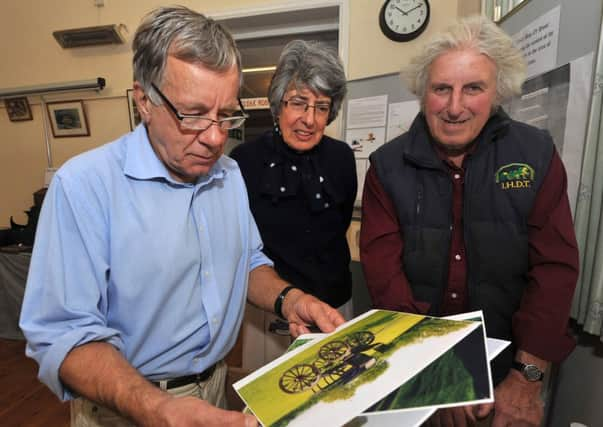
[151,363,216,390]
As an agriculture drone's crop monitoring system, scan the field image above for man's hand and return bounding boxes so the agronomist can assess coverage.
[60,342,257,426]
[474,369,543,427]
[281,289,345,337]
[424,405,477,427]
[148,395,257,427]
[425,369,544,427]
[246,266,345,337]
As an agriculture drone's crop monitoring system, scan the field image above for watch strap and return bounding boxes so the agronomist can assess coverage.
[274,286,296,319]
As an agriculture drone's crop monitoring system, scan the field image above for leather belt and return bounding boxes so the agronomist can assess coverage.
[151,364,216,389]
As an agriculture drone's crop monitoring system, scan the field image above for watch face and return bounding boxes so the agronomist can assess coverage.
[379,0,430,42]
[524,364,544,381]
[512,360,544,381]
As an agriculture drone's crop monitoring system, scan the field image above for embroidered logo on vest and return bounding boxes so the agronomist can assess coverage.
[495,163,534,190]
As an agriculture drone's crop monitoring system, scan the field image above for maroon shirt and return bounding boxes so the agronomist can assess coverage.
[359,148,579,363]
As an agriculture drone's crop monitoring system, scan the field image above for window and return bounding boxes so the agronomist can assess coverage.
[482,0,529,23]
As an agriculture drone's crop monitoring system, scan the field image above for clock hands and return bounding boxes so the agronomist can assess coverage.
[391,3,424,16]
[393,6,407,16]
[401,4,424,15]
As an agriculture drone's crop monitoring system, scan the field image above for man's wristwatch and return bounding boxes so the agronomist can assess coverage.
[511,360,544,381]
[274,286,296,319]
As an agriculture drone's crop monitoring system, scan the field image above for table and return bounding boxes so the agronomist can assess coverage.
[0,251,30,339]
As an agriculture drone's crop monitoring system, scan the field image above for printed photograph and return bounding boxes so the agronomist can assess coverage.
[366,323,491,413]
[235,310,481,427]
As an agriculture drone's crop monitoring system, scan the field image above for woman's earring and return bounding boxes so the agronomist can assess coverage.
[274,120,281,135]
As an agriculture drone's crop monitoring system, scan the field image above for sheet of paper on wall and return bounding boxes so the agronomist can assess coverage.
[346,95,387,129]
[346,95,388,129]
[386,100,420,141]
[233,309,486,427]
[346,127,386,159]
[511,5,560,79]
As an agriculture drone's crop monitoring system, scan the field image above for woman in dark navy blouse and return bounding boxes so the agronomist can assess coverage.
[231,40,357,316]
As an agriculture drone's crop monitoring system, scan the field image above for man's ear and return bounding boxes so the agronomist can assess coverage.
[132,82,152,123]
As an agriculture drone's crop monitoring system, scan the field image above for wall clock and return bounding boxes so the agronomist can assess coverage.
[379,0,430,42]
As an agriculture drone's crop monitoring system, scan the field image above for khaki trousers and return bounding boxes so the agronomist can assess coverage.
[70,361,227,427]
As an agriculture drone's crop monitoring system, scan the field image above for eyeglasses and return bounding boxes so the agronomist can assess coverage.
[150,83,248,131]
[281,97,331,117]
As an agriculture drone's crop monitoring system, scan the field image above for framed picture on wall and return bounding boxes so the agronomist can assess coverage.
[4,96,33,122]
[46,100,90,138]
[126,89,142,130]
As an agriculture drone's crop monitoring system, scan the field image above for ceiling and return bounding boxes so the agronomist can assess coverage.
[216,6,340,99]
[219,6,339,42]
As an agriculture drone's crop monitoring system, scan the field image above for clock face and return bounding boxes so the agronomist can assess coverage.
[379,0,430,42]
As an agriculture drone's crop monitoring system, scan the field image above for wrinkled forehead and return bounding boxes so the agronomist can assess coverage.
[428,48,497,81]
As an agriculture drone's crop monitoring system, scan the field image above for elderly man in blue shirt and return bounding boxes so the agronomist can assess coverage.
[19,6,344,427]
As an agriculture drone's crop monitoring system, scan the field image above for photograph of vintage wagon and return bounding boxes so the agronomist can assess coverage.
[235,310,484,427]
[279,331,389,394]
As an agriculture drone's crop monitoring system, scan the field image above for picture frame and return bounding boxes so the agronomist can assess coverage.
[46,100,90,138]
[4,97,33,122]
[126,89,142,130]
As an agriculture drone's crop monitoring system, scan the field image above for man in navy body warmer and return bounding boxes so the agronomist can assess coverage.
[360,16,578,427]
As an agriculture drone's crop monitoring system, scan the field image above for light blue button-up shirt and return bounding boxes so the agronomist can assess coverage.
[19,125,271,400]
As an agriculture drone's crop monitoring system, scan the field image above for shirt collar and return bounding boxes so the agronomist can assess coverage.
[123,124,226,185]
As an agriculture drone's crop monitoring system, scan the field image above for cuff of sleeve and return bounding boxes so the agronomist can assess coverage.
[35,329,123,401]
[250,250,273,271]
[514,325,576,363]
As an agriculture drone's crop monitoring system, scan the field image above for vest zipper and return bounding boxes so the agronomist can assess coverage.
[416,185,424,252]
[463,162,472,307]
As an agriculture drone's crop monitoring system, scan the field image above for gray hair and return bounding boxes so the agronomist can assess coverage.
[132,6,242,103]
[268,40,347,125]
[403,15,526,106]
